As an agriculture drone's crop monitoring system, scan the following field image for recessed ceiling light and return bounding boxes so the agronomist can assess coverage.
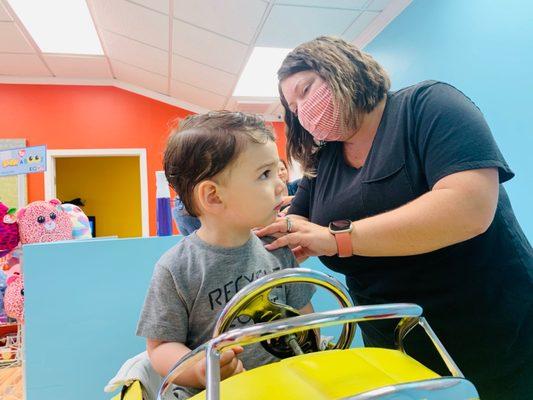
[8,0,103,55]
[233,47,292,98]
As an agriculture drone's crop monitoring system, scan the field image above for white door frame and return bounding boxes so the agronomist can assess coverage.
[44,148,149,237]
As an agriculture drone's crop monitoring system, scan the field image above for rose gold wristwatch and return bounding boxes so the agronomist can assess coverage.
[328,219,353,258]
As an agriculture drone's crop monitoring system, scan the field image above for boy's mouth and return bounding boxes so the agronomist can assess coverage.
[273,200,283,211]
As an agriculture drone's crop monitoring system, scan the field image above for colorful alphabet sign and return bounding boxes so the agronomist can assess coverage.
[0,145,46,176]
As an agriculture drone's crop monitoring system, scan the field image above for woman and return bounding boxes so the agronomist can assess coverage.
[278,159,300,196]
[278,159,301,213]
[257,36,532,399]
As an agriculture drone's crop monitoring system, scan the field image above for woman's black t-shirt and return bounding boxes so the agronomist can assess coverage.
[290,81,533,384]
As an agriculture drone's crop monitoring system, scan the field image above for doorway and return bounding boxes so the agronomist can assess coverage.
[44,149,148,237]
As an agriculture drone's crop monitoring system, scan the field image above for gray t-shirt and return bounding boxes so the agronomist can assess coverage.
[136,232,315,398]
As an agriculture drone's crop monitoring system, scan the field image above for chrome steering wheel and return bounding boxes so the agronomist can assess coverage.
[213,268,356,358]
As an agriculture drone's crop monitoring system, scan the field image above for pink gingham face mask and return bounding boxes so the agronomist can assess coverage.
[297,82,345,141]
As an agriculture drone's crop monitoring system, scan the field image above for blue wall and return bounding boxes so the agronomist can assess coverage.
[365,0,533,239]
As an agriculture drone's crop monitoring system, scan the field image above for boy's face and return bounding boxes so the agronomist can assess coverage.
[218,140,285,229]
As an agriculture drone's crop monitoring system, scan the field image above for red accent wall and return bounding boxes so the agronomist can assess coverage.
[0,84,287,235]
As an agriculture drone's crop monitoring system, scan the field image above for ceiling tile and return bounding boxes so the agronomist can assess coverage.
[92,0,168,49]
[275,0,367,8]
[0,53,51,76]
[173,0,266,44]
[172,20,248,74]
[43,55,112,79]
[0,2,13,21]
[170,79,227,110]
[366,0,393,11]
[0,22,34,53]
[103,31,168,76]
[256,4,361,48]
[128,0,169,14]
[342,10,379,40]
[112,60,168,94]
[171,54,237,96]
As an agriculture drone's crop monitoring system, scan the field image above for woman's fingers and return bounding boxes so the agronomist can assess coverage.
[264,232,302,250]
[255,218,289,237]
[292,245,310,261]
[259,219,338,257]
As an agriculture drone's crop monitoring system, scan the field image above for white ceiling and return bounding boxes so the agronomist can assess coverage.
[0,0,411,120]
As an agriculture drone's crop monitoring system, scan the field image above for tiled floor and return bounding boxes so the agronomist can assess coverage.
[0,365,23,400]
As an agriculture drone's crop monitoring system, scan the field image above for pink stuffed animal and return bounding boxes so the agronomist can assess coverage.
[4,199,74,324]
[0,202,19,257]
[17,199,73,244]
[4,275,24,323]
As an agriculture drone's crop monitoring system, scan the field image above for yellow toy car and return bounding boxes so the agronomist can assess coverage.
[157,269,479,400]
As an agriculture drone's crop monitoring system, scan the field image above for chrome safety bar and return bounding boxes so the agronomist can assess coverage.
[341,377,478,400]
[157,269,465,400]
[158,302,460,399]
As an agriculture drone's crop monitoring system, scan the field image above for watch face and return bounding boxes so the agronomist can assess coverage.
[330,219,351,232]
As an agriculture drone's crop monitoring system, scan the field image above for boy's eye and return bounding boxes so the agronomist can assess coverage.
[260,170,271,180]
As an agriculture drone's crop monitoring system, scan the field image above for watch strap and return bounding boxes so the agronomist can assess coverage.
[335,231,352,258]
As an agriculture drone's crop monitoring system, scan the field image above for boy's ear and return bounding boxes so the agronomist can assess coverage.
[196,180,224,214]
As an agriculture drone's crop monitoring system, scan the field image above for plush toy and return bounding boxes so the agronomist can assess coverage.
[17,199,73,244]
[0,202,19,257]
[0,247,21,323]
[6,200,90,325]
[4,275,24,323]
[61,203,92,240]
[2,256,22,323]
[0,271,7,323]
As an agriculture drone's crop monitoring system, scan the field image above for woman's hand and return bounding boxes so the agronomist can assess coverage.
[194,346,245,387]
[255,217,338,260]
[281,195,294,207]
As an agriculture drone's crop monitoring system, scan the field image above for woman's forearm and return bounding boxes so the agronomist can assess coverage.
[260,170,498,259]
[352,169,498,257]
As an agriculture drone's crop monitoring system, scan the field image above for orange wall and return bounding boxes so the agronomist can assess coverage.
[0,84,287,235]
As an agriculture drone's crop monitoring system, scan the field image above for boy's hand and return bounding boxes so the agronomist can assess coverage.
[194,346,245,387]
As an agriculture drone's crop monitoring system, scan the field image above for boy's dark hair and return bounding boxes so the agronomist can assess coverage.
[164,111,275,217]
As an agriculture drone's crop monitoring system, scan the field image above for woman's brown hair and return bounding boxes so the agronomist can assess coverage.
[277,36,390,175]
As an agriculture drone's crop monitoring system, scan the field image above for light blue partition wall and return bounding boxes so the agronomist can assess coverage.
[23,236,361,400]
[24,236,179,400]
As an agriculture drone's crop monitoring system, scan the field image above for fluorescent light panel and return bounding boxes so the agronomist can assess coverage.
[8,0,103,55]
[233,47,292,98]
